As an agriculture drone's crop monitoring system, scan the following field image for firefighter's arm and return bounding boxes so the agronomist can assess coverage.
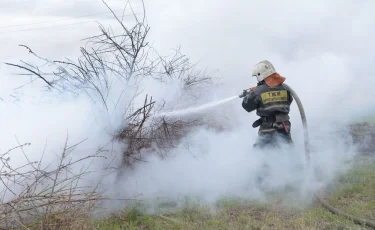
[241,87,258,112]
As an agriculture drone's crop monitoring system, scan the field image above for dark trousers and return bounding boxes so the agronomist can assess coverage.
[253,129,293,186]
[253,130,293,149]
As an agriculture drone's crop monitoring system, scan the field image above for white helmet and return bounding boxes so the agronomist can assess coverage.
[251,60,276,82]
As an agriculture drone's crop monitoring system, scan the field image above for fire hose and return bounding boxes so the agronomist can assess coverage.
[240,84,375,229]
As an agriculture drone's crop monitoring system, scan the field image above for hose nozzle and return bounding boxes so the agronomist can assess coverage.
[239,89,250,98]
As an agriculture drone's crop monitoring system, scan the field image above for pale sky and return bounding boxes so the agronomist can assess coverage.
[0,0,136,59]
[1,0,374,86]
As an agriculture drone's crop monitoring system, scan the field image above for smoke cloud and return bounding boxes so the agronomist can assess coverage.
[0,0,374,215]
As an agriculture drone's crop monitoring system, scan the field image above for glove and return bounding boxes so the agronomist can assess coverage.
[239,87,256,98]
[252,118,262,128]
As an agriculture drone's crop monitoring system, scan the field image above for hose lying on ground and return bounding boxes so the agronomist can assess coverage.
[283,83,375,229]
[314,193,375,229]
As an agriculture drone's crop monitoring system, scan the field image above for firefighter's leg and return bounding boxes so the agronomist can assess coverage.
[253,132,274,186]
[278,130,293,146]
[280,121,293,145]
[253,132,273,148]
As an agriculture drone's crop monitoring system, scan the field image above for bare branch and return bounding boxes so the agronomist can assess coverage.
[4,63,53,87]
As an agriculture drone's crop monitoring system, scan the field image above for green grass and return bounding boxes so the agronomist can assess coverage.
[90,158,375,230]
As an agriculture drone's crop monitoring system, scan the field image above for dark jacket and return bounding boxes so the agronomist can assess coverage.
[242,81,293,132]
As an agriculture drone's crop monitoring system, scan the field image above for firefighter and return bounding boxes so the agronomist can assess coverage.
[241,60,294,149]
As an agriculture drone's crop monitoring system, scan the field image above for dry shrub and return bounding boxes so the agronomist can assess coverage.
[5,1,222,170]
[115,55,221,166]
[0,136,119,229]
[116,94,204,166]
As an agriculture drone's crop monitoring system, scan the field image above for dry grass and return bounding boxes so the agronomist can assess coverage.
[87,156,375,230]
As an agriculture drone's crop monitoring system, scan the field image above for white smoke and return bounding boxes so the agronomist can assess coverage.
[0,0,374,216]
